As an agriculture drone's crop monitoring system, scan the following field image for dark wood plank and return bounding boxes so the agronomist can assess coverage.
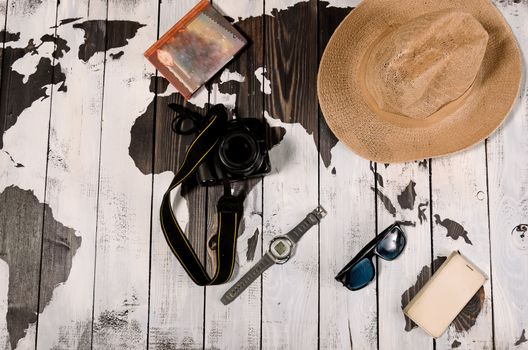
[264,1,318,130]
[317,1,343,168]
[150,81,209,265]
[0,186,46,349]
[0,2,7,99]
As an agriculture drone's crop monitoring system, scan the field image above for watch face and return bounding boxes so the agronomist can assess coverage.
[269,236,293,263]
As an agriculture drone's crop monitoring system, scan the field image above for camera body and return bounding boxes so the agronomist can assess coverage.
[197,117,271,186]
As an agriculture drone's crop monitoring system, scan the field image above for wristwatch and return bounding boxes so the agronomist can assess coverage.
[221,206,327,305]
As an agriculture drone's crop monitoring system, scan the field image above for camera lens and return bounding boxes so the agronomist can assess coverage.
[219,131,262,175]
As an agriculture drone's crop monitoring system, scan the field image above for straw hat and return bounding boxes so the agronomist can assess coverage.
[318,0,522,163]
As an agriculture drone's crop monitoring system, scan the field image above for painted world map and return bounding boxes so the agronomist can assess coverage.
[0,3,351,348]
[0,15,148,349]
[2,0,521,348]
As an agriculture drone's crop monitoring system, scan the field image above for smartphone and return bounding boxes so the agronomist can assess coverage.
[403,251,488,338]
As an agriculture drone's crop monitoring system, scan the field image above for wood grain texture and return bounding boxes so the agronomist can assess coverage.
[262,1,319,349]
[317,1,349,168]
[204,1,264,349]
[34,1,107,348]
[318,3,378,350]
[0,0,525,349]
[149,175,206,350]
[432,145,493,349]
[0,1,12,347]
[91,0,157,347]
[147,1,206,349]
[0,187,47,350]
[376,162,433,350]
[488,1,528,348]
[0,0,6,94]
[319,145,378,350]
[0,0,61,348]
[204,178,263,350]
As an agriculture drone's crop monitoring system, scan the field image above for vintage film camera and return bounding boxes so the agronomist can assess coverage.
[170,104,271,186]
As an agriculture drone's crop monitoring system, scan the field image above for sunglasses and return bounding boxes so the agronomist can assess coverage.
[335,223,406,291]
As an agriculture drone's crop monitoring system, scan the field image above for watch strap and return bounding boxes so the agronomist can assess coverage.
[285,206,327,243]
[221,252,275,305]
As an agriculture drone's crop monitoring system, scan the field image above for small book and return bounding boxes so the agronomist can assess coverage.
[403,251,488,338]
[144,0,247,99]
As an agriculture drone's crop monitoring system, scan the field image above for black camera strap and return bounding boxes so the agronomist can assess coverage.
[160,106,243,286]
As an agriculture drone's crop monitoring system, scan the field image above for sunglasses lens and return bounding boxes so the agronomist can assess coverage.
[342,258,375,290]
[376,226,406,260]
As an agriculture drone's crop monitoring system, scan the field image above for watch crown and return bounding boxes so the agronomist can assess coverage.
[312,206,327,220]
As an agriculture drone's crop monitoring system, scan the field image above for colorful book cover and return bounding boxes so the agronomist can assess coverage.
[145,0,247,99]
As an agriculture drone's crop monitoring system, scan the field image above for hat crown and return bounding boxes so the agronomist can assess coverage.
[364,9,489,119]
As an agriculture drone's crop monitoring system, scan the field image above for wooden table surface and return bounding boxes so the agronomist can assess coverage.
[0,0,526,349]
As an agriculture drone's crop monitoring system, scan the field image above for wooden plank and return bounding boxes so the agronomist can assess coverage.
[203,178,263,349]
[91,0,158,347]
[376,162,433,350]
[261,0,319,348]
[0,260,7,349]
[317,2,378,348]
[431,146,493,349]
[488,1,528,348]
[319,146,378,350]
[0,187,48,350]
[34,1,107,349]
[0,0,6,86]
[203,0,264,349]
[149,175,206,350]
[147,0,208,349]
[0,0,60,348]
[0,0,11,346]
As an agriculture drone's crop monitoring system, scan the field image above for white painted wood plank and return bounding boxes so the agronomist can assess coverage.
[149,173,206,350]
[261,116,319,350]
[319,144,377,350]
[91,0,158,348]
[0,2,57,206]
[147,1,206,349]
[0,0,60,349]
[376,162,433,350]
[259,0,321,347]
[203,182,263,350]
[34,1,107,349]
[488,1,528,348]
[431,145,493,349]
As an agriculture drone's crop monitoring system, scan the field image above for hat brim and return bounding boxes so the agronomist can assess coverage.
[317,0,522,163]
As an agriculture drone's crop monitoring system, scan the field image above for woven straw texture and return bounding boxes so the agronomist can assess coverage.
[317,0,522,163]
